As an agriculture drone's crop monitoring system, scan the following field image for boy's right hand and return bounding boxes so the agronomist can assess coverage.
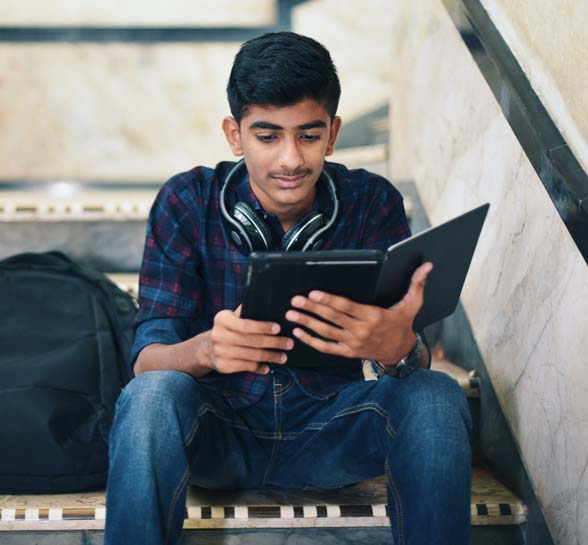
[207,306,293,375]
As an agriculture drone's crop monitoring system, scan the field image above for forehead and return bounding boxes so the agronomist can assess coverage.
[241,98,331,128]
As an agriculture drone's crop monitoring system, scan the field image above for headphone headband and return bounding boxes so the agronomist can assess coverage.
[219,159,339,255]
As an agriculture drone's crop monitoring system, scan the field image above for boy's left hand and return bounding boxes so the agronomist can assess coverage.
[285,262,432,365]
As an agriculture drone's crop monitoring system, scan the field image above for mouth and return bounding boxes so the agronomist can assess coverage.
[271,173,308,188]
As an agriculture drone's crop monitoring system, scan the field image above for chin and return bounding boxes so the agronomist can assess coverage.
[275,188,312,204]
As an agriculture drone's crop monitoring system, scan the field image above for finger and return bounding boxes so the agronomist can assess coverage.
[401,262,433,312]
[302,291,373,320]
[235,304,242,317]
[413,261,434,284]
[216,310,281,335]
[217,359,271,375]
[219,330,294,351]
[290,295,360,329]
[291,327,354,358]
[215,345,288,365]
[252,363,271,375]
[285,309,349,343]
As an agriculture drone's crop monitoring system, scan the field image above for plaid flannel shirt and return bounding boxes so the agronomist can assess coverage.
[132,160,411,409]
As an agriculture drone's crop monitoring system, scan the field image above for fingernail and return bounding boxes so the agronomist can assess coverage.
[293,328,303,338]
[291,296,305,307]
[286,339,295,349]
[272,324,280,333]
[286,310,299,321]
[309,291,323,301]
[262,365,270,374]
[280,353,287,363]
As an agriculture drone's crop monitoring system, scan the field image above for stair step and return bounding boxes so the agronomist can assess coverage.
[0,189,157,221]
[431,359,480,398]
[0,183,412,222]
[108,272,139,298]
[0,183,412,271]
[0,467,525,532]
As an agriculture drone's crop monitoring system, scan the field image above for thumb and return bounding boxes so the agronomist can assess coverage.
[403,261,433,312]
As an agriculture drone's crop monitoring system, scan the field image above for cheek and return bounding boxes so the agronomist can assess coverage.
[248,155,273,175]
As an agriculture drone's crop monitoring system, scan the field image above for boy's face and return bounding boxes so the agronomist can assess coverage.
[223,98,342,225]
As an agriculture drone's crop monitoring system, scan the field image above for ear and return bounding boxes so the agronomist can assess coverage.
[325,116,342,156]
[222,116,244,156]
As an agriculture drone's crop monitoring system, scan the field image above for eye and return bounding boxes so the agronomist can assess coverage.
[256,134,277,143]
[300,134,321,142]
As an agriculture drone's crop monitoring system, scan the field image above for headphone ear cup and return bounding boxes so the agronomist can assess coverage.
[232,202,274,252]
[281,210,326,252]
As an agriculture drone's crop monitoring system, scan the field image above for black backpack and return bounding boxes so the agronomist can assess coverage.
[0,251,136,493]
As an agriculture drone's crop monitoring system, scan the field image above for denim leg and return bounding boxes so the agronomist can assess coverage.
[104,370,270,545]
[268,369,472,545]
[380,371,472,545]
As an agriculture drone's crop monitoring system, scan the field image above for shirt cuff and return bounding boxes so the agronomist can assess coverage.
[131,317,190,368]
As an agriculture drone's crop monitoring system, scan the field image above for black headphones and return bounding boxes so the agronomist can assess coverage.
[219,160,339,255]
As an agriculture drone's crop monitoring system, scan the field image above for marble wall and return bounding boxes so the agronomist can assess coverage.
[481,0,588,174]
[388,2,588,544]
[292,0,392,122]
[0,0,275,27]
[0,0,392,183]
[0,43,240,181]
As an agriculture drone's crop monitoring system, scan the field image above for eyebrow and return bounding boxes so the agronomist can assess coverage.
[249,120,327,130]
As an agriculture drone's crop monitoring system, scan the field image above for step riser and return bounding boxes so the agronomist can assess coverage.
[0,221,146,272]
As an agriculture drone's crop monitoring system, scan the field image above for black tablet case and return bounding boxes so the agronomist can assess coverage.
[241,203,489,369]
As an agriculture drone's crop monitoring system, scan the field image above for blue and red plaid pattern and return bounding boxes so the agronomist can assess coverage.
[133,160,411,409]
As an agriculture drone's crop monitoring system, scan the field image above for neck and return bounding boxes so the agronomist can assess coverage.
[250,185,317,234]
[277,197,315,233]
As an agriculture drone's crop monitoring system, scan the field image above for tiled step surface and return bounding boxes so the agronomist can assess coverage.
[432,358,480,398]
[0,189,156,221]
[0,146,399,221]
[0,163,410,270]
[0,468,525,532]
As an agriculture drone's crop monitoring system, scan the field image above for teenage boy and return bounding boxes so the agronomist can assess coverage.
[105,32,471,545]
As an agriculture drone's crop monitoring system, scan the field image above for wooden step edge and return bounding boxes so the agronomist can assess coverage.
[431,359,481,398]
[0,468,525,531]
[330,143,387,166]
[0,200,152,221]
[0,185,412,222]
[107,273,139,299]
[369,117,390,134]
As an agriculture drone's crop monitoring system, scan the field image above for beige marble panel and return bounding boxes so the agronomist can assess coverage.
[292,0,391,123]
[389,2,588,544]
[0,0,276,27]
[481,0,588,174]
[0,44,239,181]
[0,3,392,182]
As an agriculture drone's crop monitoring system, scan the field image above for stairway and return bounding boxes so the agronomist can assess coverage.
[0,182,527,545]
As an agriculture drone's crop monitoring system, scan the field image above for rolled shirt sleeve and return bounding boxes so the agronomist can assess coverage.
[131,175,204,367]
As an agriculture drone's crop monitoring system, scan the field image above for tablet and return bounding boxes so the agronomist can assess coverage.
[241,203,489,368]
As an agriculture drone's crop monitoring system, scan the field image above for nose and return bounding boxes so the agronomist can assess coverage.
[278,136,304,173]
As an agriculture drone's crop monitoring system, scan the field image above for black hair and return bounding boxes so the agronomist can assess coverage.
[227,31,341,124]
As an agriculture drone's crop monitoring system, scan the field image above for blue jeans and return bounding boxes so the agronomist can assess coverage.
[105,368,472,545]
